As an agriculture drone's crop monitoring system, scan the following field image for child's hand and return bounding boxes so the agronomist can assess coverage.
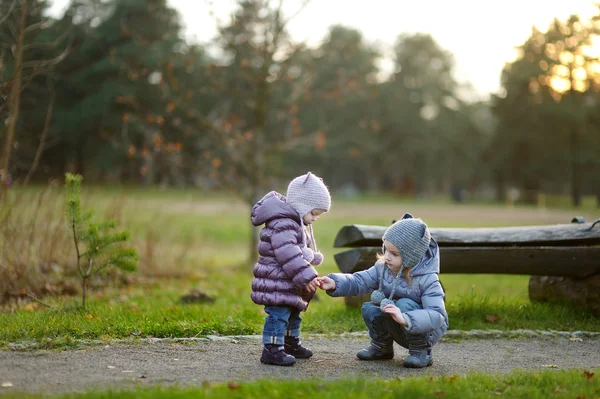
[305,277,320,293]
[317,276,335,291]
[383,304,408,327]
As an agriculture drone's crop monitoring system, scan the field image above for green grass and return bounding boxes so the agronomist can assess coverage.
[1,274,598,348]
[1,185,599,348]
[3,369,599,398]
[1,187,599,397]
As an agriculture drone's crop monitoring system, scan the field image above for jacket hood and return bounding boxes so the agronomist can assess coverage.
[410,238,440,276]
[251,191,300,226]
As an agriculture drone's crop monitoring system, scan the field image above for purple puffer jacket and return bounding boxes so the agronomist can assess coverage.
[250,191,318,311]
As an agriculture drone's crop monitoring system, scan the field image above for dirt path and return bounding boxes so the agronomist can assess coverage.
[1,335,599,395]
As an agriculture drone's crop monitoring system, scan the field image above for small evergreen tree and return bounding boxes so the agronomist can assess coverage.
[65,173,138,308]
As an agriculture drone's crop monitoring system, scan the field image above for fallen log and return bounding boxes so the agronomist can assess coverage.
[334,246,600,277]
[334,222,600,248]
[333,219,600,314]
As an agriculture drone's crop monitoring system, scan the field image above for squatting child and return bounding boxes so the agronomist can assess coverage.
[318,213,448,368]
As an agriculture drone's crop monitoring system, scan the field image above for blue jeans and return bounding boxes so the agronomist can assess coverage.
[361,298,425,349]
[262,306,302,345]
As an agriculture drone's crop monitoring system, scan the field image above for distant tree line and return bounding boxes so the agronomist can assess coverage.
[1,0,599,208]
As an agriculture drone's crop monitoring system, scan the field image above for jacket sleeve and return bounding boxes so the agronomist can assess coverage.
[326,263,380,297]
[270,219,317,287]
[403,274,448,334]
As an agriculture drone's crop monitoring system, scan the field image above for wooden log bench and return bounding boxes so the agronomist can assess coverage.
[333,218,600,316]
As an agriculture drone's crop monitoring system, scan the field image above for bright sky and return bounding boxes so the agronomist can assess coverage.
[48,0,599,100]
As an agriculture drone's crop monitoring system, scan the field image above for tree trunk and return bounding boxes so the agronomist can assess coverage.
[75,138,86,176]
[24,87,55,187]
[247,47,269,266]
[520,179,539,205]
[596,169,600,208]
[81,276,88,309]
[1,0,27,200]
[249,222,259,266]
[494,172,506,203]
[529,275,600,316]
[247,192,261,266]
[570,129,581,207]
[142,154,155,186]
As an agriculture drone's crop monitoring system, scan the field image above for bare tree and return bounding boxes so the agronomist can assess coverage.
[0,0,70,199]
[170,0,313,261]
[1,0,27,199]
[23,78,55,187]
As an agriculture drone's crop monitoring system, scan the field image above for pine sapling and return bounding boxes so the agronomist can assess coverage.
[65,173,138,308]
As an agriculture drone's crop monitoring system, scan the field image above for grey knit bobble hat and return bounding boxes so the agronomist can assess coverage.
[382,213,431,269]
[286,172,331,217]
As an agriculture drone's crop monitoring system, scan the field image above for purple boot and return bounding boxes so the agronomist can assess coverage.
[284,336,313,359]
[260,344,296,366]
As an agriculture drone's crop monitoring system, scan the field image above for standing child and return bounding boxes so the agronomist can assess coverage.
[250,172,331,366]
[318,213,448,368]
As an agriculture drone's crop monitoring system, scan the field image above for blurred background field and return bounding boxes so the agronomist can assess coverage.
[1,185,598,345]
[1,0,600,342]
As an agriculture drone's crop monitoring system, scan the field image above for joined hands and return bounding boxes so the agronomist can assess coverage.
[316,276,335,291]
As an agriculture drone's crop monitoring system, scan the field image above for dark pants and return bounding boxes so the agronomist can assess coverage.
[262,305,302,345]
[361,298,427,349]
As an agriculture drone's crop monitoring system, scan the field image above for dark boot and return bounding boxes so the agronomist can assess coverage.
[284,336,313,359]
[356,341,394,360]
[260,344,296,366]
[403,334,433,368]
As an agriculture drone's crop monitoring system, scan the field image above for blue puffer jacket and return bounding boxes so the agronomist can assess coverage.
[326,239,448,344]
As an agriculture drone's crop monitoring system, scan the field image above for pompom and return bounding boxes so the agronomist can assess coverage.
[379,298,394,312]
[310,251,324,266]
[370,290,386,305]
[302,247,314,263]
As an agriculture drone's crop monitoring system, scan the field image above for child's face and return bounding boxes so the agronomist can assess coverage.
[382,240,403,272]
[303,209,326,225]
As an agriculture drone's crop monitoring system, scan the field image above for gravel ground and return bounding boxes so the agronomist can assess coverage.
[1,334,599,395]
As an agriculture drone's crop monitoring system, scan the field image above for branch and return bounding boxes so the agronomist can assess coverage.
[22,24,73,53]
[8,12,19,37]
[171,96,254,182]
[70,215,84,278]
[26,181,51,250]
[203,0,225,32]
[23,79,55,187]
[1,0,26,200]
[263,0,285,61]
[95,262,110,274]
[26,292,53,309]
[120,14,146,46]
[21,37,72,70]
[23,19,52,34]
[0,0,17,28]
[84,257,93,278]
[281,0,310,28]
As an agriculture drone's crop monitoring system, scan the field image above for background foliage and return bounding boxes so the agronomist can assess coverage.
[1,0,598,208]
